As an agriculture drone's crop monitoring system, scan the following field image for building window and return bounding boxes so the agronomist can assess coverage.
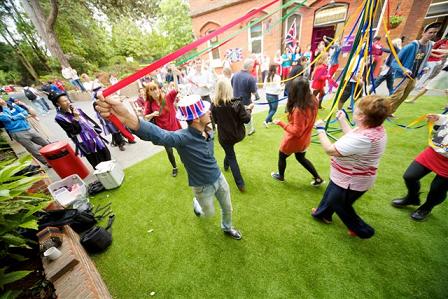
[249,21,263,54]
[314,4,348,27]
[372,0,386,33]
[207,30,221,67]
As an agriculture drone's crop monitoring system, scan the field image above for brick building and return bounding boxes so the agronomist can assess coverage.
[189,0,448,72]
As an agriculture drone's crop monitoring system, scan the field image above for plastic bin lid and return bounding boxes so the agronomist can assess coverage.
[95,160,115,172]
[39,141,70,155]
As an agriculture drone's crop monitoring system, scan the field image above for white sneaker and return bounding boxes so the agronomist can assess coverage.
[263,121,269,128]
[193,198,203,217]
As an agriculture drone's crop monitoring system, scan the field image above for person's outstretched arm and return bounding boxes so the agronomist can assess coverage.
[95,93,186,147]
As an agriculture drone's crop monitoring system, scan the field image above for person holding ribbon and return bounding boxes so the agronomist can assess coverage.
[49,91,111,169]
[95,92,243,240]
[143,81,181,177]
[312,95,389,239]
[270,77,323,186]
[387,22,440,114]
[391,113,448,221]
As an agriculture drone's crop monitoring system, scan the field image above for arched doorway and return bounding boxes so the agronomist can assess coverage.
[311,3,348,53]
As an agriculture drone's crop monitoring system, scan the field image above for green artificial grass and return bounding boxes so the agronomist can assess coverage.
[91,96,447,298]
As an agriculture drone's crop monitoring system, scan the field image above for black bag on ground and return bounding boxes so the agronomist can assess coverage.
[24,88,37,101]
[38,209,97,233]
[80,215,115,253]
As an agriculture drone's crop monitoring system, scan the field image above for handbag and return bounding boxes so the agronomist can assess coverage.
[80,215,115,253]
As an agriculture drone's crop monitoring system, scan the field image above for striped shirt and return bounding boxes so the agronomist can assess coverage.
[331,126,387,191]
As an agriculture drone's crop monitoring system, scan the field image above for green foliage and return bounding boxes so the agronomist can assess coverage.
[389,15,404,28]
[158,0,193,54]
[0,156,50,291]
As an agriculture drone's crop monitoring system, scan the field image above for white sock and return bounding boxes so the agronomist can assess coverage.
[193,198,203,215]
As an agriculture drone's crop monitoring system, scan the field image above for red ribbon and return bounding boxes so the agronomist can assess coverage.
[103,0,281,133]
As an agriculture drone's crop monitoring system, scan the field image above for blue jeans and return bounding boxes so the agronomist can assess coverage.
[191,173,233,231]
[265,93,279,123]
[70,79,86,91]
[313,180,375,239]
[221,143,244,188]
[33,97,49,113]
[371,71,394,95]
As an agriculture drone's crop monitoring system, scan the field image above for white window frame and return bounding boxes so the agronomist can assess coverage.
[248,20,264,54]
[372,0,387,35]
[207,30,222,68]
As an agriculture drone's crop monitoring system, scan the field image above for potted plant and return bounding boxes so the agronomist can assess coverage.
[389,15,404,29]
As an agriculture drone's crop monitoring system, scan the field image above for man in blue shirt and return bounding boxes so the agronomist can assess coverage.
[231,59,257,135]
[95,93,242,240]
[0,98,49,165]
[388,22,440,113]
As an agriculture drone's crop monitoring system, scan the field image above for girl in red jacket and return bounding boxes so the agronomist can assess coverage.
[311,53,329,109]
[271,77,324,186]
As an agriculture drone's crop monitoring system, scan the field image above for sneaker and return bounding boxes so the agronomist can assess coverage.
[193,198,203,217]
[271,172,284,181]
[348,229,358,237]
[237,185,246,193]
[391,197,420,208]
[118,144,125,151]
[128,140,137,144]
[248,129,256,136]
[411,209,431,221]
[311,178,325,187]
[311,208,332,224]
[172,168,178,177]
[263,121,269,128]
[223,228,242,240]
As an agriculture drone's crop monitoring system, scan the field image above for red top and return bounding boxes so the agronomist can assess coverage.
[415,147,448,178]
[311,64,328,90]
[428,39,448,62]
[251,59,260,78]
[144,89,181,131]
[278,98,318,154]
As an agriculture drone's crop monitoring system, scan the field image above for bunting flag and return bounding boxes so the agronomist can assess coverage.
[284,19,297,52]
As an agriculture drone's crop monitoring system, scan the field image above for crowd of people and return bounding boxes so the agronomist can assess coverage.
[1,22,447,241]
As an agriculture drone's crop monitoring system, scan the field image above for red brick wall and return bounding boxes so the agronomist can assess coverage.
[190,0,283,71]
[377,0,432,42]
[189,0,433,73]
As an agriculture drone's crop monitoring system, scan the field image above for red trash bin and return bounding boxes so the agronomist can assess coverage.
[39,141,89,179]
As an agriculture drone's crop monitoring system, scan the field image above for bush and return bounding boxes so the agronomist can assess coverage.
[0,156,50,293]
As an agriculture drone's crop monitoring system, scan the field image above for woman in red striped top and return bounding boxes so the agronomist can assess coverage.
[312,95,390,239]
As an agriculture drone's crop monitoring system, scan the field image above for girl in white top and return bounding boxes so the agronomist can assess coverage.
[312,95,390,239]
[263,64,283,127]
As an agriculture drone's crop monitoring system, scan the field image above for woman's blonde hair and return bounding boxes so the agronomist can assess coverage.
[213,78,233,106]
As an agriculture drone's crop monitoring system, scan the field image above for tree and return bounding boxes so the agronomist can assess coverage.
[157,0,193,54]
[21,0,71,67]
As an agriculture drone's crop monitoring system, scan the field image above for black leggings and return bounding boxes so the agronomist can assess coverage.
[164,146,177,169]
[278,151,321,179]
[403,160,448,211]
[85,147,111,169]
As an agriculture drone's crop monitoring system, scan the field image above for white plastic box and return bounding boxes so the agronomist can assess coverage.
[48,174,88,207]
[93,160,124,190]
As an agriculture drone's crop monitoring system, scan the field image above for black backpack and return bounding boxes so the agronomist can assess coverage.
[38,209,97,233]
[24,88,37,101]
[80,215,115,253]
